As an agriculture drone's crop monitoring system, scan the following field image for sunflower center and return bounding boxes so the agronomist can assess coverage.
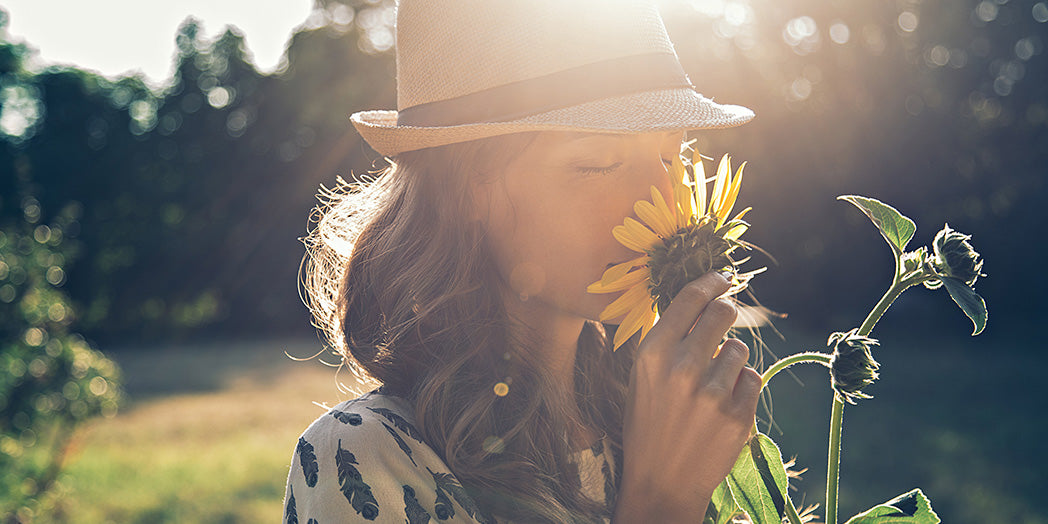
[647,219,735,313]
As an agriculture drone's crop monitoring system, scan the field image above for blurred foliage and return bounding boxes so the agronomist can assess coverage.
[657,0,1046,333]
[0,0,1043,344]
[0,210,121,522]
[0,1,394,342]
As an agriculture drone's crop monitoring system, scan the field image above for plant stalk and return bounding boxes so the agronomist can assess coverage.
[825,394,845,524]
[824,272,928,523]
[857,272,930,337]
[760,351,831,389]
[752,352,831,523]
[784,492,806,524]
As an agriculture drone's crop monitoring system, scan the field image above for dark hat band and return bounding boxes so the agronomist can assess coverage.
[396,53,693,127]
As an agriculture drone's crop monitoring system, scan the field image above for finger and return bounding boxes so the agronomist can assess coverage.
[703,338,749,393]
[645,272,731,349]
[680,297,738,363]
[732,366,762,415]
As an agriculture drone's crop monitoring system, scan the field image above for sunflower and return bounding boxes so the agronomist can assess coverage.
[588,147,760,350]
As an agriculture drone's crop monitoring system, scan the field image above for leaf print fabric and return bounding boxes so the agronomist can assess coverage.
[297,437,320,488]
[381,422,417,466]
[330,409,363,426]
[431,474,455,520]
[285,485,298,524]
[336,440,380,519]
[367,406,424,443]
[283,390,616,523]
[428,468,491,524]
[404,485,431,524]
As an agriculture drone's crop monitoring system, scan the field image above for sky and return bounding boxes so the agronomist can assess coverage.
[0,0,315,85]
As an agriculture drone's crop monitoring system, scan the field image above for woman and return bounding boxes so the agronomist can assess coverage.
[285,0,761,522]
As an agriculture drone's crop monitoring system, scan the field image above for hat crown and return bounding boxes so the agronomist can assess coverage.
[395,0,678,111]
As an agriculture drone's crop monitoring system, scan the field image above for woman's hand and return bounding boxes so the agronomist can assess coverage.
[613,271,762,523]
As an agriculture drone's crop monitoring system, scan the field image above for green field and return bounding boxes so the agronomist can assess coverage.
[41,339,356,524]
[34,333,1047,524]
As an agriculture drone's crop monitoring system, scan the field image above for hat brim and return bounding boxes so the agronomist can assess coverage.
[351,88,754,157]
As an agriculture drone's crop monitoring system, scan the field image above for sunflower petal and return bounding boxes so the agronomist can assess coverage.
[623,217,660,249]
[612,297,650,350]
[671,155,695,226]
[724,223,749,240]
[639,307,658,339]
[691,150,708,213]
[611,326,632,351]
[718,161,746,224]
[732,206,752,222]
[613,225,650,253]
[673,181,694,227]
[588,267,648,294]
[596,256,647,287]
[599,283,650,322]
[649,186,676,232]
[710,154,731,217]
[598,263,630,287]
[670,153,689,185]
[634,200,674,238]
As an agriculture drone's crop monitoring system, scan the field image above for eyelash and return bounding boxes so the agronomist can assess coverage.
[577,158,674,176]
[577,162,623,176]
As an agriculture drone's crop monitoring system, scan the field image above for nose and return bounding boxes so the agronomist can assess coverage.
[641,148,676,212]
[618,132,685,233]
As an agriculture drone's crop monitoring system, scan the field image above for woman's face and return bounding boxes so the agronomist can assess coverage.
[478,130,682,325]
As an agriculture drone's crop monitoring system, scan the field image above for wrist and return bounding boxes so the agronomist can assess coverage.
[612,478,712,524]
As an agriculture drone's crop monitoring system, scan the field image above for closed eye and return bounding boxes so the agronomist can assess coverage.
[577,162,623,176]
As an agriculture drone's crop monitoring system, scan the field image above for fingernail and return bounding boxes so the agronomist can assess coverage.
[717,269,734,280]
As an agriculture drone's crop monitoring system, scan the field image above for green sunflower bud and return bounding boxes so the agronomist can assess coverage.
[828,329,880,405]
[931,223,984,287]
[900,246,927,275]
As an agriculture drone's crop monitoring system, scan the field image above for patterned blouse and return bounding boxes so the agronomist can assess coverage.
[283,390,616,523]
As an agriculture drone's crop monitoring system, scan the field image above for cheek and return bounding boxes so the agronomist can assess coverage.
[538,195,635,292]
[481,184,550,294]
[483,189,597,297]
[482,173,651,310]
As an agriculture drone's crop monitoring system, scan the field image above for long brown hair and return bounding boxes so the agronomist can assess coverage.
[302,133,637,522]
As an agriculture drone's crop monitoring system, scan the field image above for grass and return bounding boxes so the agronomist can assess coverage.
[41,339,360,524]
[27,331,1048,524]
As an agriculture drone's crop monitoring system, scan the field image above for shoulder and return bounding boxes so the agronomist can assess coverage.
[298,392,430,485]
[303,391,423,453]
[284,390,493,524]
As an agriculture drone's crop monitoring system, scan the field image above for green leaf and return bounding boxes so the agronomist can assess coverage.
[726,433,790,524]
[704,480,740,524]
[940,277,988,335]
[838,195,917,256]
[844,488,940,524]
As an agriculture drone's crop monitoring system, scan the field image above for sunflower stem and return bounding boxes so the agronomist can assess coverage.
[855,273,929,338]
[784,492,806,524]
[824,271,932,524]
[760,352,832,389]
[825,394,845,524]
[757,353,831,524]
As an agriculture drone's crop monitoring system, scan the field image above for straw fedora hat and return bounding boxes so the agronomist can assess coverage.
[351,0,754,157]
